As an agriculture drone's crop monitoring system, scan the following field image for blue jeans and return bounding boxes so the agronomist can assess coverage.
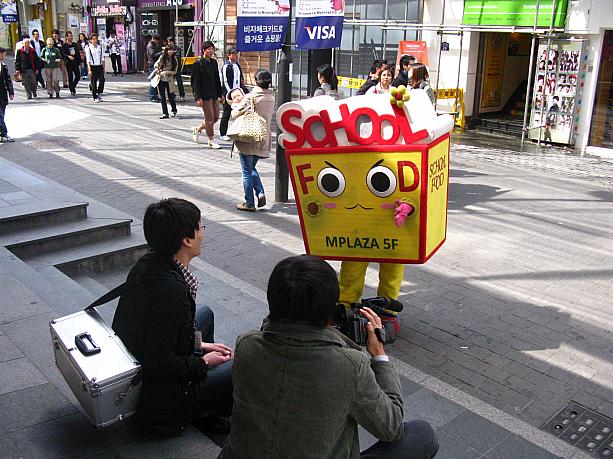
[176,71,185,98]
[193,305,233,417]
[148,64,159,99]
[361,420,439,459]
[0,104,7,137]
[240,153,265,208]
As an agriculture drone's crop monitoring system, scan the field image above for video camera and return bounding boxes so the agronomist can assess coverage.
[332,297,403,346]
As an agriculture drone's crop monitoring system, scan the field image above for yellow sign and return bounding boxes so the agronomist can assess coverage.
[337,76,366,89]
[481,33,508,109]
[286,137,450,264]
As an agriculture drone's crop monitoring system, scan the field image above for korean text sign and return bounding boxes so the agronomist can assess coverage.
[237,0,290,51]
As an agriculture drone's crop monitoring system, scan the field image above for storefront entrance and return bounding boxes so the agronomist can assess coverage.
[589,30,613,150]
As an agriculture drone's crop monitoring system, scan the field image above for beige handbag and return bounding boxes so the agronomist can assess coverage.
[227,98,268,143]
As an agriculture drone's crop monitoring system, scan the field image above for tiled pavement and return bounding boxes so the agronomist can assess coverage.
[0,69,611,457]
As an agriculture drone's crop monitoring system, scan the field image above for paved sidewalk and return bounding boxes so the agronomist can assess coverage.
[1,74,611,457]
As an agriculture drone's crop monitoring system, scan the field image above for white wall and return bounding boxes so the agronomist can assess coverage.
[565,0,613,151]
[422,0,479,117]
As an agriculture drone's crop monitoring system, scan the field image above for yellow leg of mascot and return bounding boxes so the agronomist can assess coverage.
[339,261,405,305]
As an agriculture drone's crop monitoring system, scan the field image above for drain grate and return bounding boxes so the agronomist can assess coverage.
[542,402,613,456]
[27,138,82,151]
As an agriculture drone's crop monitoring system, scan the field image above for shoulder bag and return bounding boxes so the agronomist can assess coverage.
[227,97,268,143]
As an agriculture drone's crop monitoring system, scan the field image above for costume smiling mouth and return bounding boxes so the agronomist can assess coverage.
[345,204,374,210]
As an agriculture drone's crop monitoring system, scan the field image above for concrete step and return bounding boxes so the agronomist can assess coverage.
[1,218,133,259]
[0,201,88,234]
[26,228,149,277]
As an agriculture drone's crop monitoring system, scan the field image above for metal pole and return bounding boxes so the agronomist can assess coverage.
[275,4,292,203]
[434,0,446,105]
[521,0,541,146]
[453,30,463,128]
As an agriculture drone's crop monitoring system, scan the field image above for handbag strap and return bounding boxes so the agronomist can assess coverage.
[84,282,128,312]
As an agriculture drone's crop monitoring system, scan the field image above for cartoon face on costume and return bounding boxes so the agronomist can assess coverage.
[280,92,453,264]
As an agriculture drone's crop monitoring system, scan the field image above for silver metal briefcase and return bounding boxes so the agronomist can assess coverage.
[49,284,141,428]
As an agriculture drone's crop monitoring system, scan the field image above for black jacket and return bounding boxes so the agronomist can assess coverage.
[112,252,208,427]
[61,42,82,66]
[0,62,14,105]
[15,47,42,72]
[191,57,222,101]
[356,77,377,95]
[392,70,409,88]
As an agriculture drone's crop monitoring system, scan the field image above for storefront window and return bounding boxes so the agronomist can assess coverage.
[589,30,613,148]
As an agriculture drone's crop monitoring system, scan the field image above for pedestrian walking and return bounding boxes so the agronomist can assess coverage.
[231,69,275,212]
[166,37,185,101]
[219,46,248,141]
[15,38,41,100]
[154,46,178,119]
[0,47,15,143]
[85,33,105,102]
[61,31,81,96]
[313,64,342,99]
[391,55,415,88]
[146,35,162,102]
[366,64,393,94]
[191,41,223,149]
[356,59,386,95]
[107,31,122,77]
[41,38,62,98]
[30,29,46,90]
[51,29,69,88]
[407,63,435,105]
[78,33,88,78]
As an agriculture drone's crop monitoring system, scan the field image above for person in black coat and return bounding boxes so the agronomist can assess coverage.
[15,38,42,99]
[190,41,223,149]
[30,29,46,89]
[356,59,387,95]
[219,46,248,140]
[112,198,233,433]
[0,47,15,142]
[391,55,415,88]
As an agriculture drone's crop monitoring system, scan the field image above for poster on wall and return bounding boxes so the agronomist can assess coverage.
[529,40,583,144]
[115,23,128,72]
[0,0,18,23]
[481,33,508,109]
[295,0,345,49]
[0,21,10,48]
[96,18,107,41]
[28,19,43,38]
[236,0,289,51]
[396,41,428,68]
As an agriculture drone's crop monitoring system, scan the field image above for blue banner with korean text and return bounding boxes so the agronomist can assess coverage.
[237,0,290,51]
[295,0,345,49]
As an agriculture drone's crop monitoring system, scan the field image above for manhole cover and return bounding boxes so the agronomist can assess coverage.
[542,402,613,457]
[27,138,82,151]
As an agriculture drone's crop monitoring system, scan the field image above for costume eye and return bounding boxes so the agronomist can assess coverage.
[317,167,346,198]
[366,165,397,198]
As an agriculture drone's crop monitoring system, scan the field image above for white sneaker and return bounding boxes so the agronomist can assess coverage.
[192,127,201,143]
[219,135,231,141]
[94,98,102,103]
[208,140,221,149]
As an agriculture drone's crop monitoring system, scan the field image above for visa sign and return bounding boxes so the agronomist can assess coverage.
[296,16,343,49]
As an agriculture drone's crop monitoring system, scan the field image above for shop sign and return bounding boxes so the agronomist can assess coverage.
[462,0,569,28]
[295,0,344,49]
[138,0,193,10]
[1,0,18,23]
[237,0,289,51]
[92,5,128,17]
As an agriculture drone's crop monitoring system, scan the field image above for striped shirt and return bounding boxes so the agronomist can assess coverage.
[173,258,198,300]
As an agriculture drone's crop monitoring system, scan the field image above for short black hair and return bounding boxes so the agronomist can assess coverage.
[317,64,338,90]
[143,198,201,260]
[52,29,60,35]
[90,33,98,39]
[152,34,161,41]
[202,40,215,52]
[32,29,39,34]
[255,69,272,89]
[267,255,339,327]
[399,55,414,68]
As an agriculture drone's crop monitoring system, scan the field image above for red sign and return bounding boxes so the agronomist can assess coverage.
[396,40,429,70]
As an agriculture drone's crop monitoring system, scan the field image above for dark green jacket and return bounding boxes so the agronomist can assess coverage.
[219,321,404,459]
[41,47,62,69]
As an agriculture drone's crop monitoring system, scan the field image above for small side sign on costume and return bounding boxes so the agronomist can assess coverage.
[277,89,454,264]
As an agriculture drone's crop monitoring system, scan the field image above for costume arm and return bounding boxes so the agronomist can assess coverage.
[349,354,404,442]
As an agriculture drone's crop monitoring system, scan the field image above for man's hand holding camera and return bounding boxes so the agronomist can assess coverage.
[202,342,234,368]
[359,307,386,357]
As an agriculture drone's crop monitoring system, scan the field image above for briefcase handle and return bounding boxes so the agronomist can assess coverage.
[75,332,101,356]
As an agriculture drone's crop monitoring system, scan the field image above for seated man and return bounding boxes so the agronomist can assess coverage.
[220,255,438,458]
[112,198,233,433]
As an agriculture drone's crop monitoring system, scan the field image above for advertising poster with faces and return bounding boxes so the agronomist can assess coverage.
[529,40,582,144]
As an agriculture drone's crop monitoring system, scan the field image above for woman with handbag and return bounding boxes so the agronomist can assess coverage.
[230,69,275,212]
[153,46,178,119]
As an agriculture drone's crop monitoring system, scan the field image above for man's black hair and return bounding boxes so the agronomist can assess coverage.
[399,55,414,69]
[52,29,60,35]
[32,29,39,34]
[143,198,201,260]
[267,255,339,327]
[202,40,215,52]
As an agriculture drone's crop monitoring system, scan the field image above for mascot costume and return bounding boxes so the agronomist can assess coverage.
[277,86,454,333]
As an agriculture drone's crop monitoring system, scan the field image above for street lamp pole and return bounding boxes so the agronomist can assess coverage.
[274,6,292,203]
